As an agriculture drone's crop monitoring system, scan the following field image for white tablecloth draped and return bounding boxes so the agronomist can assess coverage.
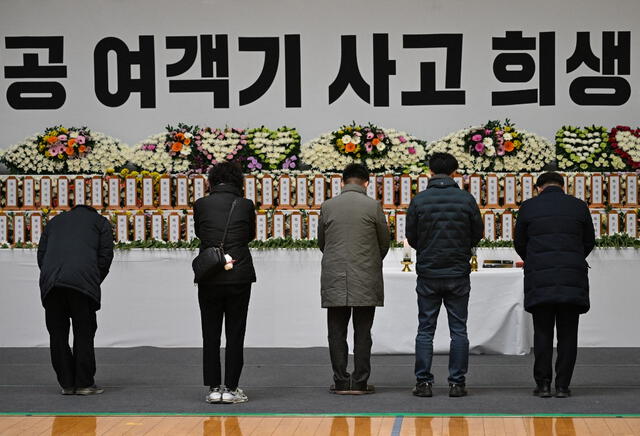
[1,248,638,354]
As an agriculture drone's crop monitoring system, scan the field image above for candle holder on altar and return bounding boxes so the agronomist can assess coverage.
[401,258,413,272]
[470,247,479,272]
[401,239,413,272]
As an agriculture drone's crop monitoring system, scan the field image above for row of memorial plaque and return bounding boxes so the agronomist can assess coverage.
[1,210,637,245]
[0,173,638,210]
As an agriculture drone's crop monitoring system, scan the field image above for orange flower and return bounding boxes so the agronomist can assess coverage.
[345,142,356,152]
[46,136,57,144]
[175,132,185,140]
[504,141,515,152]
[372,138,380,146]
[171,142,183,152]
[65,146,75,156]
[68,138,76,147]
[78,145,87,153]
[183,138,191,145]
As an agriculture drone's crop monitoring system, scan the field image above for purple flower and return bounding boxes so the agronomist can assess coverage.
[471,134,482,142]
[474,143,485,153]
[398,136,406,143]
[484,129,492,135]
[291,155,297,161]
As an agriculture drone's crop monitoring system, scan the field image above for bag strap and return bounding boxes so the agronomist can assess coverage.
[219,198,239,249]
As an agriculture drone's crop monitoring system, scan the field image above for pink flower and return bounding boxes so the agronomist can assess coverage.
[366,132,374,139]
[58,134,68,141]
[497,146,505,156]
[365,144,373,152]
[237,145,243,150]
[377,133,385,140]
[474,143,485,153]
[76,136,85,145]
[485,129,492,135]
[471,134,482,142]
[218,134,225,140]
[207,154,213,160]
[408,147,416,154]
[399,136,406,143]
[226,154,234,159]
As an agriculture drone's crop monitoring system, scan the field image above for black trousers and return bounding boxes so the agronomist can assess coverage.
[327,306,376,390]
[44,287,98,389]
[198,283,251,390]
[532,304,581,389]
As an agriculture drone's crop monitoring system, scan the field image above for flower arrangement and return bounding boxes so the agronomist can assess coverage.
[556,125,626,171]
[427,120,554,172]
[300,123,426,172]
[609,126,640,169]
[246,126,300,170]
[0,126,129,174]
[130,124,198,173]
[193,127,247,171]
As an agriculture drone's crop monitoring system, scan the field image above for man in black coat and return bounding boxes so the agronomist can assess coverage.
[514,172,595,398]
[406,153,483,398]
[37,205,114,395]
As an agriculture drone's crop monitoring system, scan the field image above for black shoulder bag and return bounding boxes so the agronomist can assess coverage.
[192,199,238,283]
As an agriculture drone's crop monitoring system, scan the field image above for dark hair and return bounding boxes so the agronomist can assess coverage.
[535,172,564,188]
[429,152,458,175]
[208,162,244,192]
[342,163,369,183]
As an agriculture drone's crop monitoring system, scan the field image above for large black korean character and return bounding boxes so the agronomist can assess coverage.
[401,34,465,105]
[4,36,67,109]
[491,31,555,106]
[329,34,396,106]
[94,36,155,108]
[166,35,229,108]
[239,35,301,107]
[566,31,631,106]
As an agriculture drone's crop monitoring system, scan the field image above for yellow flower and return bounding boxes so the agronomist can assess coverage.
[514,140,522,147]
[106,168,115,174]
[59,127,68,133]
[504,126,512,132]
[336,139,343,146]
[120,168,130,176]
[338,130,344,135]
[57,154,63,159]
[41,208,49,214]
[130,171,139,177]
[141,170,150,176]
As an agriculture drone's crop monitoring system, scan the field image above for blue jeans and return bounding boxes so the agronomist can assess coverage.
[415,276,470,384]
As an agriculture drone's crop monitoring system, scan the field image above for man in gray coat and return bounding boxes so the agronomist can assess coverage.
[318,163,390,394]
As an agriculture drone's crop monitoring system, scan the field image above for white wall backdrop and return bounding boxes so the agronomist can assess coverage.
[0,0,638,147]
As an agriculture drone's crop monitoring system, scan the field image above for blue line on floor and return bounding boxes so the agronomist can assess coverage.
[391,415,404,436]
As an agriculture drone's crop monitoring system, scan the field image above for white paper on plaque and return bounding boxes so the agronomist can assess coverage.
[151,215,163,240]
[626,214,637,237]
[31,215,42,243]
[470,179,481,204]
[591,176,603,204]
[279,178,291,206]
[609,176,620,204]
[262,178,273,205]
[487,178,498,205]
[400,178,411,205]
[383,177,394,205]
[484,214,495,241]
[395,214,407,243]
[109,178,120,207]
[591,213,601,238]
[331,177,342,198]
[454,176,464,190]
[14,215,25,242]
[160,179,171,206]
[418,176,429,192]
[126,178,136,207]
[574,178,586,201]
[273,214,285,238]
[23,179,34,207]
[134,215,145,240]
[502,214,513,240]
[40,179,51,207]
[0,216,7,243]
[291,214,302,239]
[314,178,325,206]
[168,215,180,242]
[256,215,268,241]
[6,179,17,207]
[296,177,307,206]
[367,175,376,199]
[522,177,533,201]
[608,214,619,235]
[74,179,85,205]
[142,179,153,206]
[186,214,195,240]
[193,177,205,201]
[92,178,102,206]
[627,176,638,205]
[177,178,188,205]
[245,178,256,202]
[58,179,69,207]
[116,216,128,242]
[504,177,516,204]
[308,214,319,240]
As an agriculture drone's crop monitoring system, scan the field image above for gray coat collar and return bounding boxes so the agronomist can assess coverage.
[341,183,367,194]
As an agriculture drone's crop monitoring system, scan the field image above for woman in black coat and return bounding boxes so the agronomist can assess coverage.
[194,162,256,404]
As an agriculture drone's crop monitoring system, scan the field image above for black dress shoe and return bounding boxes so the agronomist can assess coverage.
[449,383,467,397]
[329,384,350,395]
[533,382,552,398]
[555,387,571,398]
[413,381,433,397]
[349,385,375,395]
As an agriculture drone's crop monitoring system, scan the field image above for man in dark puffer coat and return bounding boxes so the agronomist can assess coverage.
[406,153,483,398]
[514,172,595,398]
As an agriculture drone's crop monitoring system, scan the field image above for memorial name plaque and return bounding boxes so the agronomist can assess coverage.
[483,212,496,241]
[107,176,120,209]
[330,175,342,198]
[125,177,137,208]
[13,213,25,243]
[168,213,181,242]
[503,175,517,207]
[192,175,206,203]
[159,176,172,209]
[142,177,154,208]
[485,174,499,207]
[186,211,196,241]
[5,177,18,209]
[40,177,52,208]
[151,213,164,240]
[469,175,482,206]
[57,177,69,209]
[521,174,534,202]
[625,174,638,206]
[573,174,586,202]
[591,212,602,239]
[256,212,268,241]
[607,212,619,235]
[399,175,412,208]
[22,177,35,209]
[176,176,188,207]
[395,211,407,243]
[272,212,285,239]
[295,176,308,208]
[625,212,637,237]
[608,174,621,206]
[367,174,377,199]
[244,175,257,204]
[0,213,7,244]
[590,174,604,207]
[501,211,514,240]
[290,212,302,239]
[74,177,86,206]
[261,175,274,209]
[278,175,292,209]
[91,176,103,208]
[30,213,42,243]
[417,175,429,193]
[307,212,319,240]
[313,176,325,208]
[382,175,395,209]
[116,214,129,242]
[134,213,146,241]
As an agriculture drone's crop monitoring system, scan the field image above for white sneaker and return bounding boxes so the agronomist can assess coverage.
[206,387,222,403]
[221,387,248,404]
